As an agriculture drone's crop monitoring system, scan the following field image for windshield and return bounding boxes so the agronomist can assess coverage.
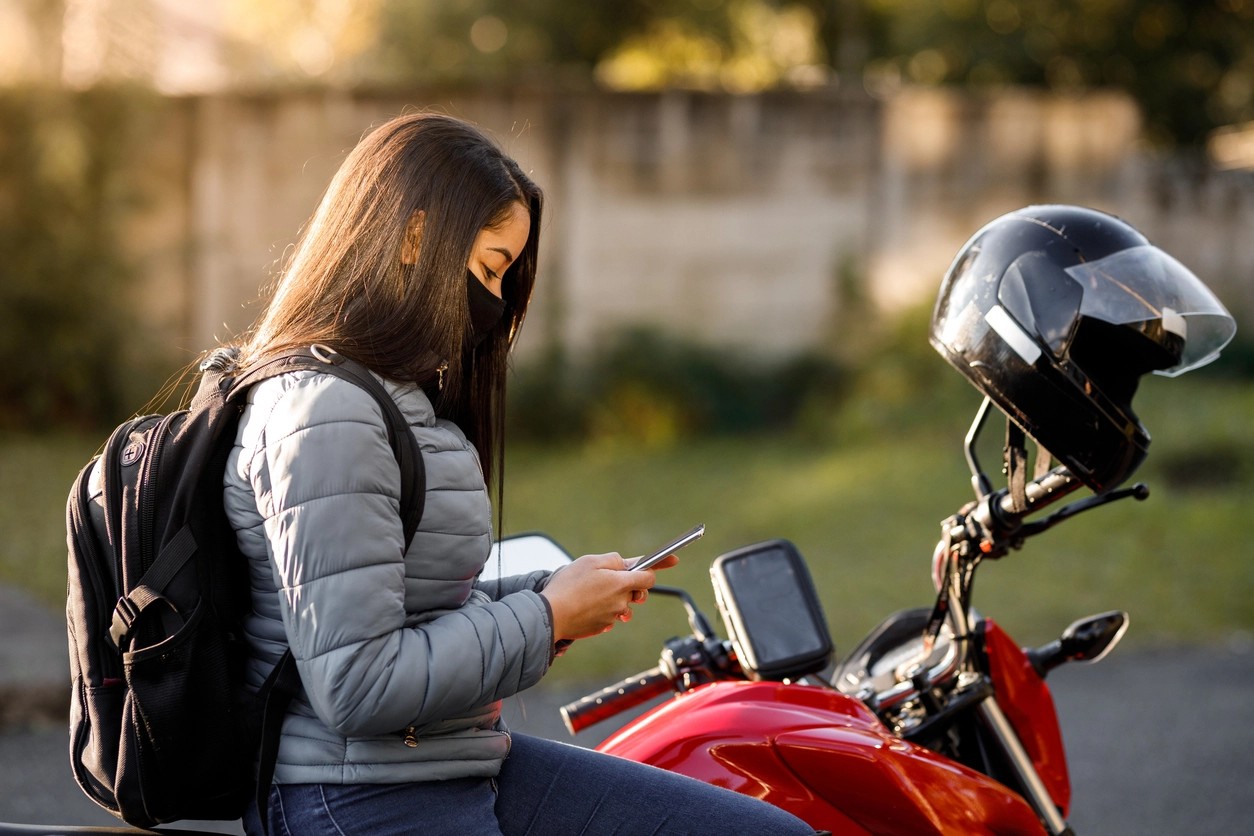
[1063,246,1236,376]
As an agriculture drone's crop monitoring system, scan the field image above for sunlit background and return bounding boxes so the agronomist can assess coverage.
[5,1,1253,140]
[2,1,1252,422]
[1,3,1253,830]
[3,0,1252,611]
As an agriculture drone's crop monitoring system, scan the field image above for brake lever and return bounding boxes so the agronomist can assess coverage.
[1018,482,1150,538]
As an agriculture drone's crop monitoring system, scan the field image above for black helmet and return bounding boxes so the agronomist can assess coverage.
[930,205,1235,492]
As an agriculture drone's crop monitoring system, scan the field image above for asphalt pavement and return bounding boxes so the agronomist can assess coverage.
[3,583,1252,834]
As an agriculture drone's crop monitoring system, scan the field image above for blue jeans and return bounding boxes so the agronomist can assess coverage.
[244,733,814,835]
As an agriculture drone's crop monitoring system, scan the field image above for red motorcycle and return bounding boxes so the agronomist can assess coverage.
[542,403,1131,836]
[530,206,1238,835]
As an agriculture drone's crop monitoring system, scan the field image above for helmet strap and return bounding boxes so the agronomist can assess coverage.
[1033,443,1053,480]
[1005,420,1029,514]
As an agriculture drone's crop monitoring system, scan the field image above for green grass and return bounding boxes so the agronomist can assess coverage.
[4,376,1250,684]
[0,432,100,610]
[501,374,1254,679]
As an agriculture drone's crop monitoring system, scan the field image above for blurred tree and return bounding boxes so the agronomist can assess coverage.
[364,1,832,89]
[367,0,1254,147]
[8,1,1253,146]
[368,0,663,85]
[595,0,829,91]
[0,89,153,430]
[852,0,1254,149]
[222,0,385,85]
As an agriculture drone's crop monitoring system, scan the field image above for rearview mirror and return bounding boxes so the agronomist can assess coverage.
[1027,610,1129,677]
[480,533,573,582]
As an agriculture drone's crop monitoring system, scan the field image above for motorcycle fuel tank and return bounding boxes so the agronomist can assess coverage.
[597,680,1045,835]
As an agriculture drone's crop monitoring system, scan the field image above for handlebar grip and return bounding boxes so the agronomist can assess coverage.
[560,667,673,735]
[996,466,1079,519]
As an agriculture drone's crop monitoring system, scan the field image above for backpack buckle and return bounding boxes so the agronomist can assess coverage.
[109,596,140,650]
[310,343,342,365]
[199,346,240,373]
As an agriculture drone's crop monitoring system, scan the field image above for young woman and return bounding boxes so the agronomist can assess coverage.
[222,112,814,835]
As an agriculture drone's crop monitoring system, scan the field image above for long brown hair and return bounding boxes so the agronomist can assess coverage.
[239,112,543,491]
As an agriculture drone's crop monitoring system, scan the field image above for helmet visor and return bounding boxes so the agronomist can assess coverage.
[1064,246,1236,376]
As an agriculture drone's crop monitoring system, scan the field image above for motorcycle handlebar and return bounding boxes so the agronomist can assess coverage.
[560,666,674,735]
[974,467,1082,541]
[996,467,1080,518]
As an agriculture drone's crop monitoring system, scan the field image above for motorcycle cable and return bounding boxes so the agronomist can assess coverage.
[651,584,716,642]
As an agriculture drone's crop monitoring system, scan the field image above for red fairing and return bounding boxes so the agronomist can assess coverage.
[983,620,1071,816]
[598,681,1044,835]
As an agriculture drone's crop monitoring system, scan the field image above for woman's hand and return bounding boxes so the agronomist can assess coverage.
[540,552,678,640]
[622,553,679,604]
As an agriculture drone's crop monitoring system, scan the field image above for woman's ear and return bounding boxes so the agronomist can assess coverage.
[401,211,425,265]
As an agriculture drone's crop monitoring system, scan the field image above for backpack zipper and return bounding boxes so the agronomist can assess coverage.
[68,674,114,807]
[68,461,123,684]
[101,419,138,585]
[137,412,181,573]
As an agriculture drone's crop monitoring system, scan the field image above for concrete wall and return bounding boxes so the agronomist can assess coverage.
[116,86,1252,366]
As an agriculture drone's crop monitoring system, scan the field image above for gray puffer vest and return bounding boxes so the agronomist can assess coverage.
[223,369,555,785]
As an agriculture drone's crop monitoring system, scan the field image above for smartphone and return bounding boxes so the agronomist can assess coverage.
[629,524,705,572]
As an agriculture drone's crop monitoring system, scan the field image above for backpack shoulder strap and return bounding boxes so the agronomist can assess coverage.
[236,346,427,831]
[235,345,425,549]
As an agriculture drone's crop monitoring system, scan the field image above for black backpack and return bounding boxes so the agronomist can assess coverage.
[65,345,424,828]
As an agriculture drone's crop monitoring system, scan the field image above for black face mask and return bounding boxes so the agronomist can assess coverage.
[467,270,506,347]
